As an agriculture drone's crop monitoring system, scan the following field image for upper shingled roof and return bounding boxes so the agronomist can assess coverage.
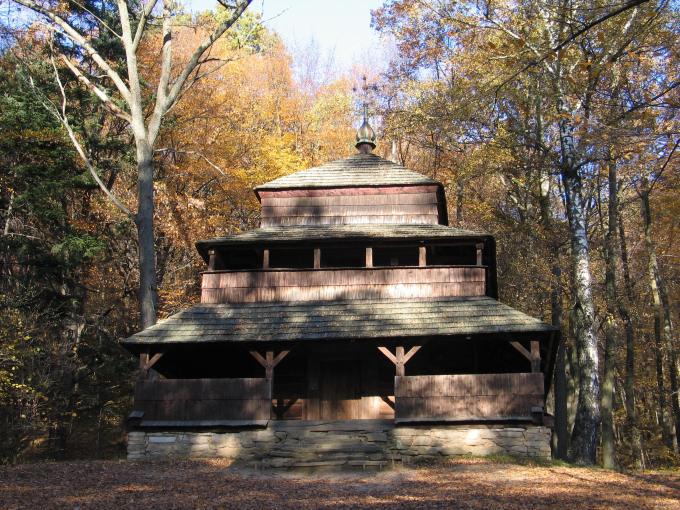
[254,153,440,191]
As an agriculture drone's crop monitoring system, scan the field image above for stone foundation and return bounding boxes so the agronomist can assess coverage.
[128,420,551,467]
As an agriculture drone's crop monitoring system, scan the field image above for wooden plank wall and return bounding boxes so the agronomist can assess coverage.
[394,373,544,422]
[134,378,271,422]
[260,191,440,226]
[201,267,486,303]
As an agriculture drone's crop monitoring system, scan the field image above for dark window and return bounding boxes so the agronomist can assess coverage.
[321,245,365,268]
[269,248,314,269]
[215,249,261,270]
[373,246,419,267]
[426,245,476,265]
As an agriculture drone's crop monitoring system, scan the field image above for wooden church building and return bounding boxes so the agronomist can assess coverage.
[123,118,557,466]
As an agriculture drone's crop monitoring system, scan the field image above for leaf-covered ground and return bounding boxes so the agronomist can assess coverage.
[1,458,678,509]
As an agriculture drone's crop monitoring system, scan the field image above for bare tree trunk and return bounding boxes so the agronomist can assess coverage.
[601,158,619,469]
[135,143,157,328]
[617,208,643,468]
[455,180,464,225]
[641,186,679,451]
[560,122,600,464]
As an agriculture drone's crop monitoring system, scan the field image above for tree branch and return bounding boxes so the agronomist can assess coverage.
[13,0,132,102]
[30,57,134,218]
[60,55,132,123]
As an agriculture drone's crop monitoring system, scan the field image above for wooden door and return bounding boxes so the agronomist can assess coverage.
[319,361,361,419]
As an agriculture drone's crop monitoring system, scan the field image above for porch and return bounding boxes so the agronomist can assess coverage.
[129,336,552,428]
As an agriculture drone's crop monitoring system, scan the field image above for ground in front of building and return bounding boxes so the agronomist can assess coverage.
[1,457,678,509]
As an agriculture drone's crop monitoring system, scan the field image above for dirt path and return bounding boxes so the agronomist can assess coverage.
[0,458,678,509]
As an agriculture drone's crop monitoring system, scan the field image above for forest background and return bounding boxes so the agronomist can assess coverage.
[0,0,678,469]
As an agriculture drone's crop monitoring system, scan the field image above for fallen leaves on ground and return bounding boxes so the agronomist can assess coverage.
[0,457,678,509]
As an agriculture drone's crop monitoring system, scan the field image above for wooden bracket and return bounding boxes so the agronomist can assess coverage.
[139,351,164,378]
[273,398,298,419]
[381,396,395,410]
[250,350,290,378]
[378,345,422,376]
[510,340,541,372]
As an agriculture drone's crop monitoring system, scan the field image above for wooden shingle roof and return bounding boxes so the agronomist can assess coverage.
[122,296,556,346]
[196,224,489,260]
[254,153,440,191]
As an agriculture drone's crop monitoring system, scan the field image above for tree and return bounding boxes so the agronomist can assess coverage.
[11,0,253,328]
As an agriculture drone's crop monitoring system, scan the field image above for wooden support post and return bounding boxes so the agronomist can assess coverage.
[378,345,422,377]
[208,249,217,270]
[249,349,290,390]
[365,247,373,268]
[419,246,427,267]
[530,340,541,372]
[476,243,484,266]
[262,249,270,269]
[314,248,321,269]
[139,352,149,378]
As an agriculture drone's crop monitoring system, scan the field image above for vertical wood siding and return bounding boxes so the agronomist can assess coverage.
[394,373,544,422]
[201,266,486,303]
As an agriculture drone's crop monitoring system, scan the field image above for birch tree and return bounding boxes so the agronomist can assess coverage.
[11,0,253,328]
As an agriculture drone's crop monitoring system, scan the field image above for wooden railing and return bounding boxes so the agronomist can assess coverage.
[201,266,486,303]
[394,373,544,423]
[132,378,271,426]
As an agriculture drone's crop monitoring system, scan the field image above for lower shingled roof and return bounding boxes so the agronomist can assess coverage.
[122,296,556,345]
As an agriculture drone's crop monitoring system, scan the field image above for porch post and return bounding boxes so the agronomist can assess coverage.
[250,349,290,410]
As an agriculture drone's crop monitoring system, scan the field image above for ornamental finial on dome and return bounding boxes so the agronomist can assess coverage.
[353,75,377,154]
[355,105,376,153]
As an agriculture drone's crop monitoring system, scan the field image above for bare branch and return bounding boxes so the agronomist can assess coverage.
[164,0,252,112]
[67,0,122,39]
[60,55,132,123]
[13,0,132,102]
[132,0,159,52]
[31,57,134,217]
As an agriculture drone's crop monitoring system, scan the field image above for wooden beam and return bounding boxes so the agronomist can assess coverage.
[419,246,426,266]
[313,248,321,269]
[208,249,217,270]
[262,249,270,269]
[272,350,290,367]
[378,346,397,365]
[510,341,533,361]
[249,350,268,368]
[365,247,373,268]
[403,345,422,364]
[476,243,484,266]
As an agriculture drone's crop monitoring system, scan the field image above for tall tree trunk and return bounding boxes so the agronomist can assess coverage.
[559,117,600,464]
[455,180,464,225]
[601,159,619,469]
[135,142,157,329]
[617,210,643,468]
[641,185,679,450]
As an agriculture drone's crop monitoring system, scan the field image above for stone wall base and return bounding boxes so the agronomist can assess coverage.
[128,420,551,467]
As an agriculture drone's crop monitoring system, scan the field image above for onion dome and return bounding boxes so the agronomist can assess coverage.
[355,107,376,153]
